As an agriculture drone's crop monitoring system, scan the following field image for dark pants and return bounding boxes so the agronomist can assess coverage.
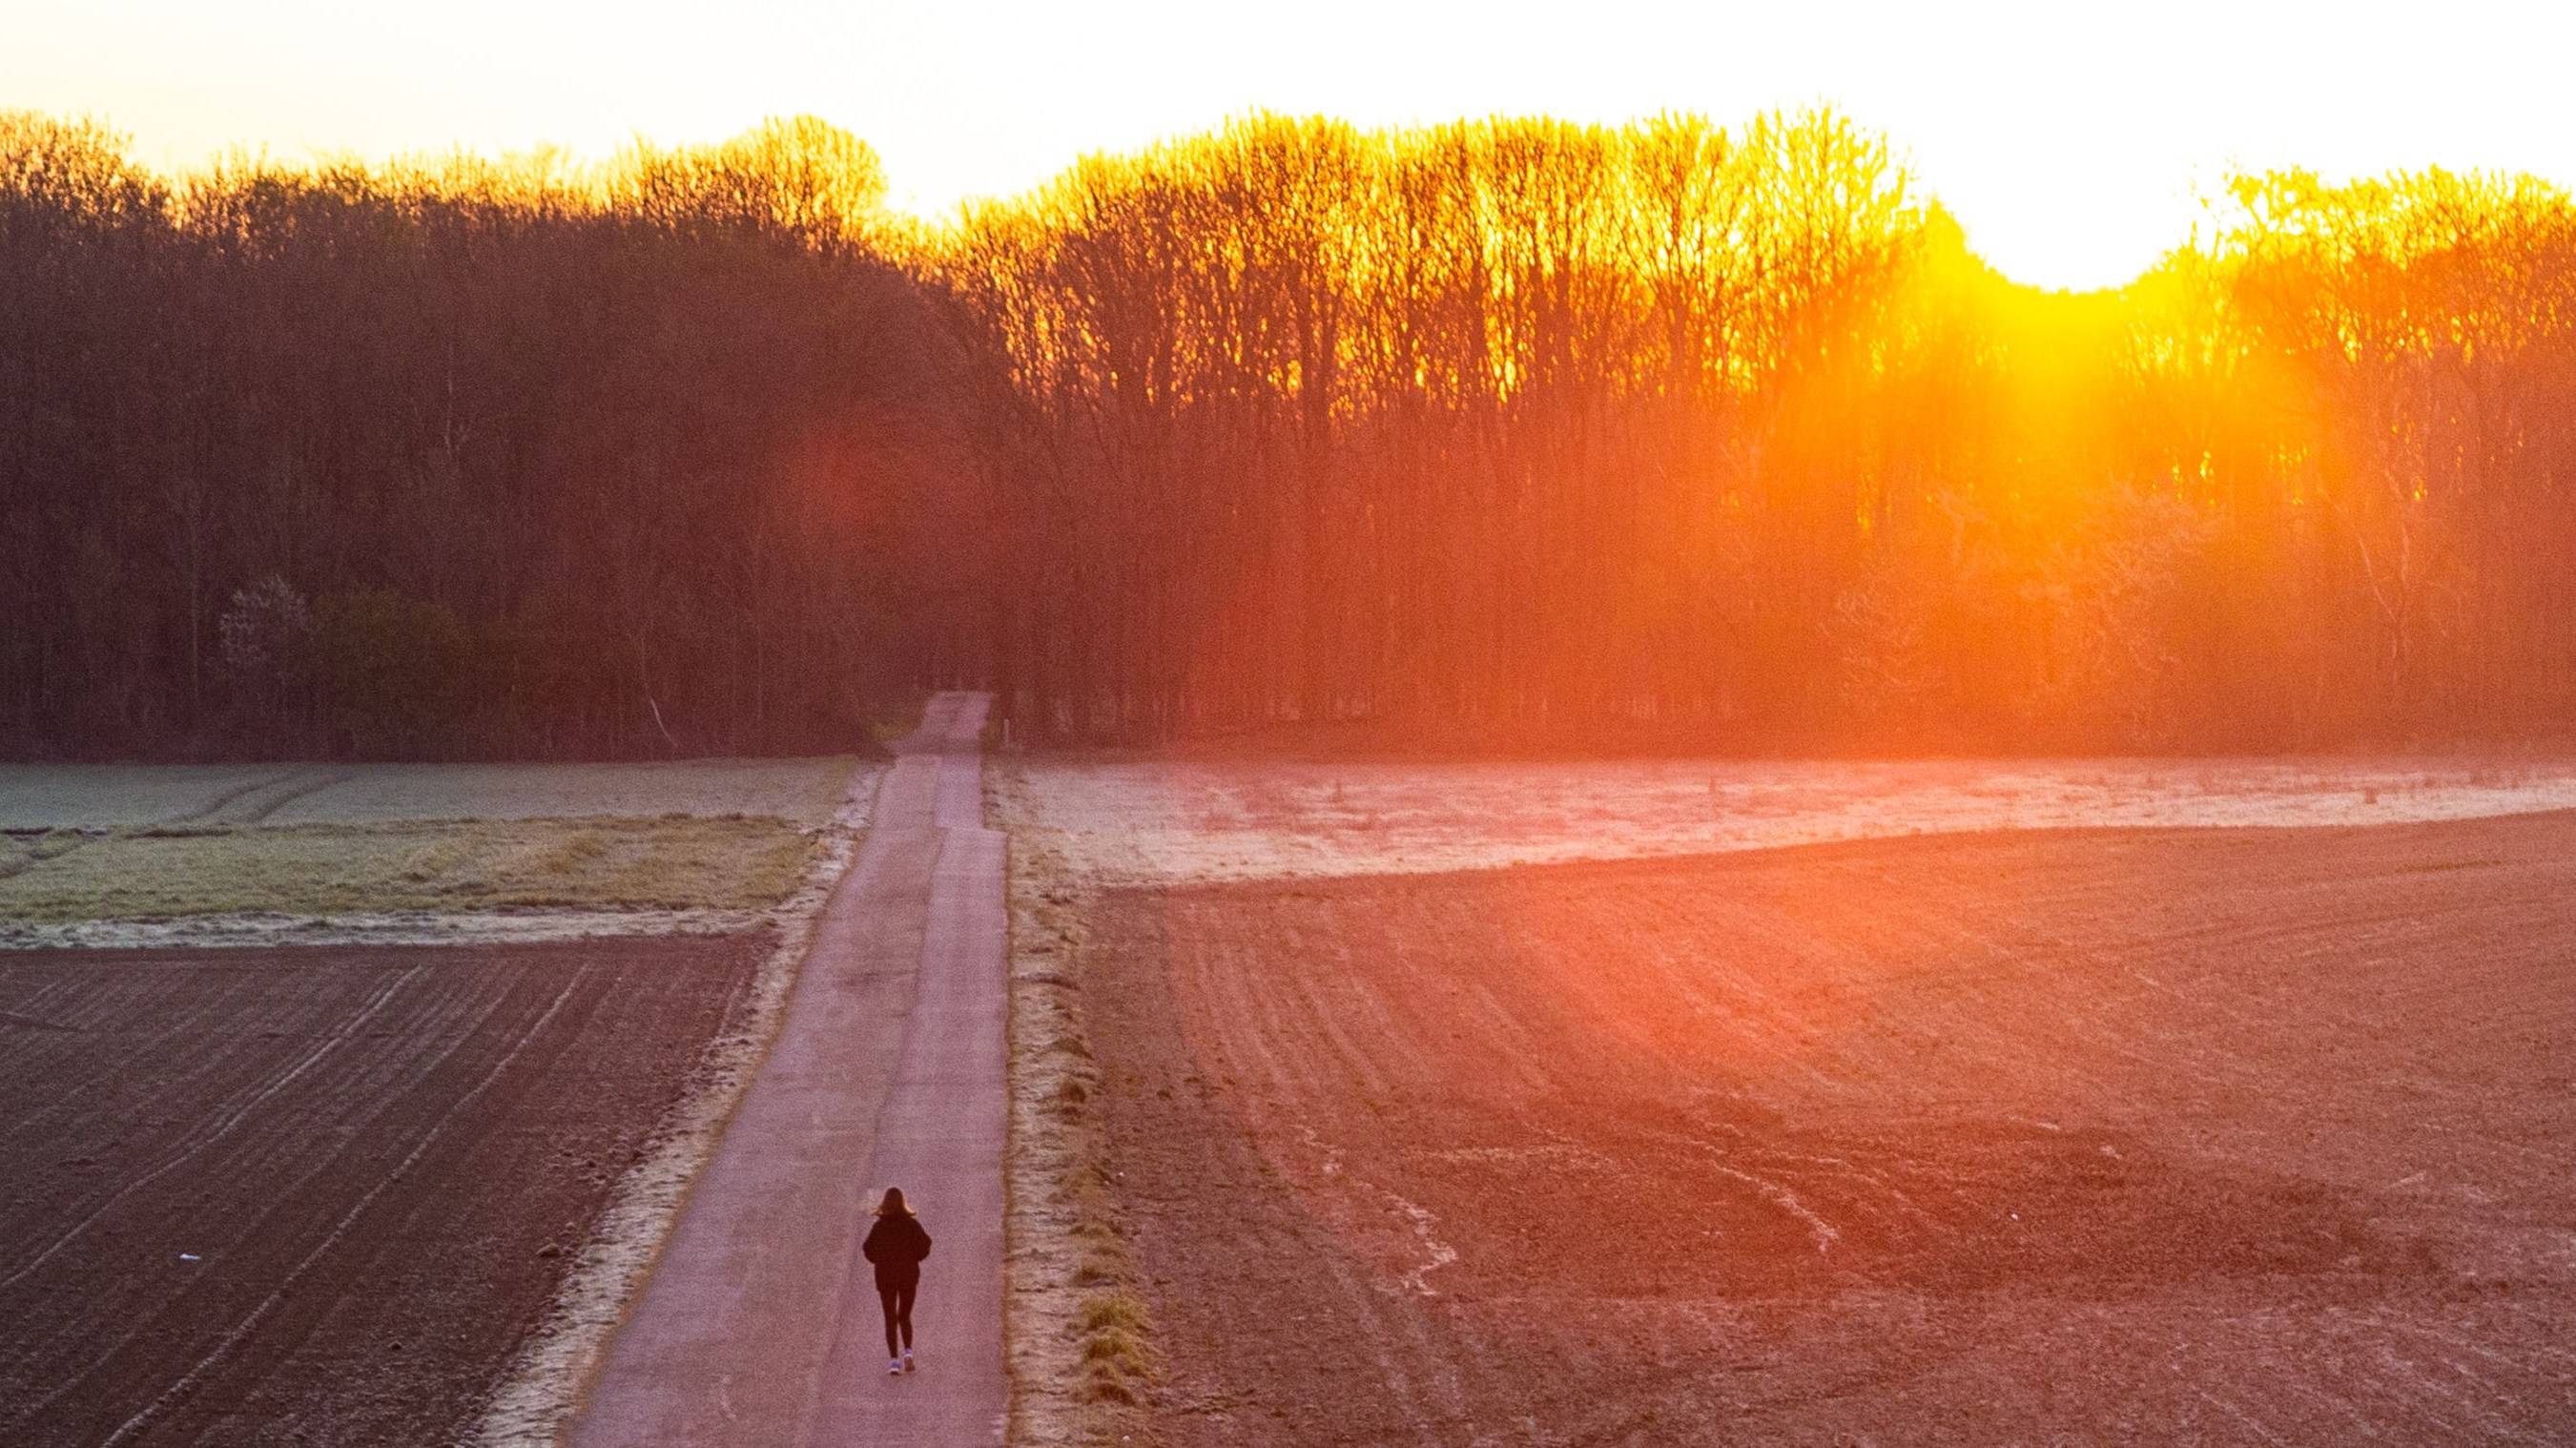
[879,1279,917,1356]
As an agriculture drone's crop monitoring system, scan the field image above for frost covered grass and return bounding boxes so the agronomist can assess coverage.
[0,756,868,935]
[1001,754,2576,885]
[0,756,864,832]
[1001,817,1163,1442]
[0,816,820,923]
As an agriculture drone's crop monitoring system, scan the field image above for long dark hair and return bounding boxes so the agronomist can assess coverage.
[876,1187,913,1217]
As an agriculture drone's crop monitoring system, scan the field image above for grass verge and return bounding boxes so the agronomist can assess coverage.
[999,760,1162,1444]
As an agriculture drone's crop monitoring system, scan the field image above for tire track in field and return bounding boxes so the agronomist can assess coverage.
[222,771,353,824]
[0,770,298,884]
[159,773,299,826]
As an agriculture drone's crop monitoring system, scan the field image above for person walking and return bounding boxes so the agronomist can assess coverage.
[861,1187,934,1376]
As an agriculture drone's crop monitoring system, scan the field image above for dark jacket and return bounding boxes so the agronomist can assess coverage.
[862,1211,933,1289]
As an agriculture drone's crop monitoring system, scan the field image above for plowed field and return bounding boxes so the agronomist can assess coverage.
[1080,813,2576,1444]
[0,934,769,1447]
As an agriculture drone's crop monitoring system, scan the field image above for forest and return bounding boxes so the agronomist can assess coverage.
[6,108,2575,756]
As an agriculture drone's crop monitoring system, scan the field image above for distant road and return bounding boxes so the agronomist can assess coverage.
[567,692,1006,1446]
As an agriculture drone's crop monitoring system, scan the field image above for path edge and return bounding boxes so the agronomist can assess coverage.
[465,757,892,1448]
[996,757,1162,1447]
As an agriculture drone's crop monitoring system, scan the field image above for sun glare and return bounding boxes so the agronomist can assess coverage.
[10,1,2573,297]
[1938,186,2191,294]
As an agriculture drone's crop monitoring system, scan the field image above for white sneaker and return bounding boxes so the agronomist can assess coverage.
[886,1357,902,1376]
[902,1351,917,1374]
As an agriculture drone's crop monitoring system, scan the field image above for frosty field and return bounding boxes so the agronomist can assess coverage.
[1006,754,2576,884]
[0,757,863,832]
[0,757,872,944]
[998,755,2576,1446]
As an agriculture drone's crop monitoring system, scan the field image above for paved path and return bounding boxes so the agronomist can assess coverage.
[567,692,1006,1447]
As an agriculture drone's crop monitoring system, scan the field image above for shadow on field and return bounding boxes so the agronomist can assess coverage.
[1426,1110,2434,1300]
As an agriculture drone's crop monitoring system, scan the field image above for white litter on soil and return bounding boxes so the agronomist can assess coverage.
[1384,1189,1460,1297]
[1002,755,2576,886]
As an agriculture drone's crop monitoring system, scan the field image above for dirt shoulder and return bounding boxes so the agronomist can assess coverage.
[997,762,1161,1448]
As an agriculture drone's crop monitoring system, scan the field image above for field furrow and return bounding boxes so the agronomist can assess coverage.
[0,934,769,1448]
[1067,812,2576,1445]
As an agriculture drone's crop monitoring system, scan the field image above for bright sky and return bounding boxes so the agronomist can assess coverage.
[7,0,2572,290]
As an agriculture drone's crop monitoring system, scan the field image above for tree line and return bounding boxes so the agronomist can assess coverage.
[2,113,978,758]
[941,113,2576,749]
[6,109,2574,756]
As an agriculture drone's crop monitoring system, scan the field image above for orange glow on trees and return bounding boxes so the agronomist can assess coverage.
[6,108,2575,757]
[935,113,2576,749]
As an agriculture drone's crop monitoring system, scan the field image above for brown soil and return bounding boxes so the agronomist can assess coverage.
[0,933,770,1448]
[1077,814,2576,1445]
